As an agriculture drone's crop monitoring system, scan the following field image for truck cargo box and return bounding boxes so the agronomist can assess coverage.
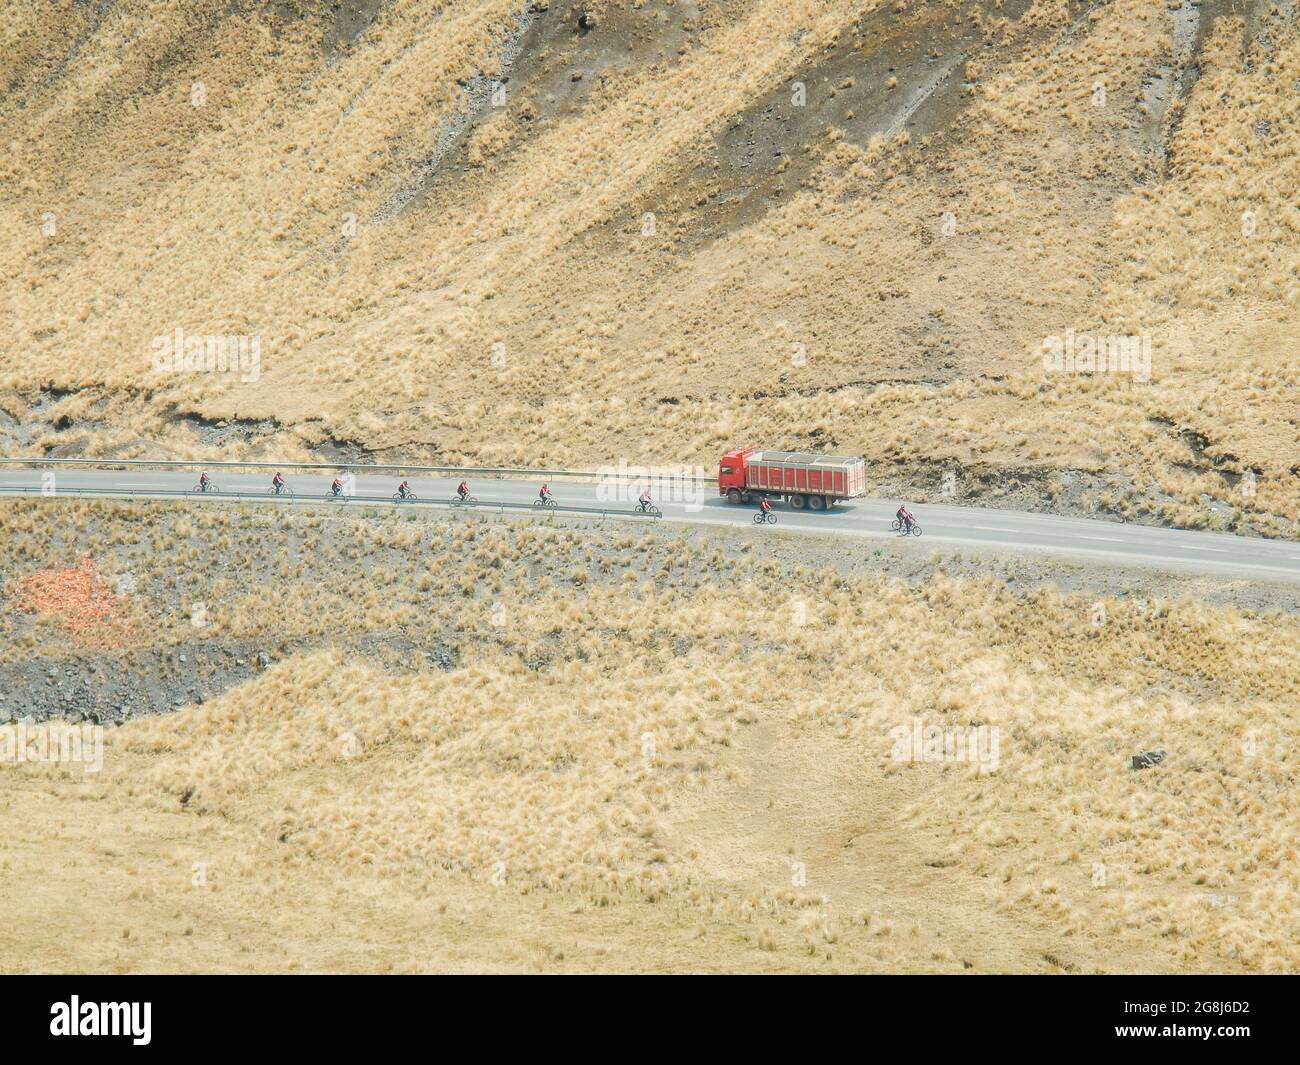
[718,448,866,509]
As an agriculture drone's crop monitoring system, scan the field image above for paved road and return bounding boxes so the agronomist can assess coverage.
[1,466,1298,584]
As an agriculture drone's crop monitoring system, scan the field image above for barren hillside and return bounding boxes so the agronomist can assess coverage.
[1,0,1296,532]
[2,500,1298,972]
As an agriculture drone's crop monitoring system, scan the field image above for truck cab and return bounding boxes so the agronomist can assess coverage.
[718,449,754,497]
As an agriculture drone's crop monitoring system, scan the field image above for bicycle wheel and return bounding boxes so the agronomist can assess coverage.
[909,525,923,536]
[890,518,901,531]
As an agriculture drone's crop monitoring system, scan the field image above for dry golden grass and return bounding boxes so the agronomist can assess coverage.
[0,1,1295,532]
[1,500,1297,971]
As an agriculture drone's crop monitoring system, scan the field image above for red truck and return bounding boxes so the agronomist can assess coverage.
[718,449,867,511]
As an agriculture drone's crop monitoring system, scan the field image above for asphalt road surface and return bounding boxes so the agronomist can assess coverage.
[1,465,1297,584]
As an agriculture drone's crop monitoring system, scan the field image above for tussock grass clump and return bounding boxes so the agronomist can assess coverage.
[117,649,741,900]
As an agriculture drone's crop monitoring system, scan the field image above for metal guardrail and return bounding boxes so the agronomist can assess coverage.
[0,484,666,522]
[0,455,713,484]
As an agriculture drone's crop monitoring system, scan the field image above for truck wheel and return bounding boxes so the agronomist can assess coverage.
[808,495,825,511]
[790,494,807,510]
[727,488,742,504]
[741,492,752,504]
